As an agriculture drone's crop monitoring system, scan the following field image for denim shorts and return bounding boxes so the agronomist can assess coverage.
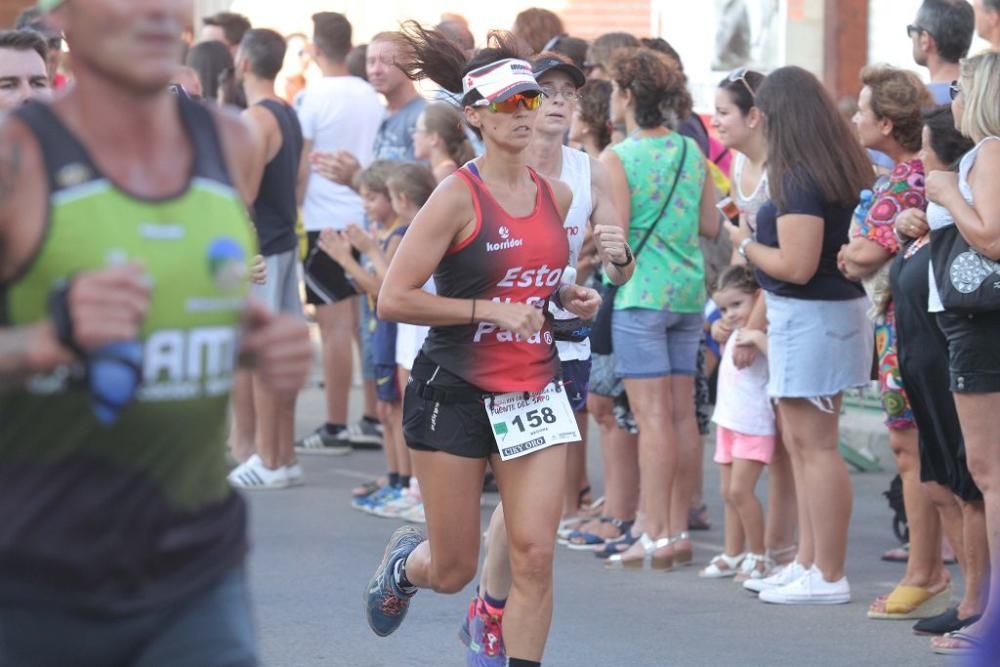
[765,293,873,399]
[611,307,704,378]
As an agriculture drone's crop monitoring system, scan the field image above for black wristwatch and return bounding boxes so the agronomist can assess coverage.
[48,279,86,359]
[610,244,633,268]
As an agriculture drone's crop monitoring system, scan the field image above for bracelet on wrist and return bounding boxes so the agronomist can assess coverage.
[47,279,86,359]
[610,244,633,268]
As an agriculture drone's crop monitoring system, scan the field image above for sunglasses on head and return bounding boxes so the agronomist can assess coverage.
[727,67,756,99]
[950,80,961,100]
[473,90,543,113]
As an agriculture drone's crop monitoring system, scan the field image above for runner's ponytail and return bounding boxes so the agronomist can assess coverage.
[398,21,527,107]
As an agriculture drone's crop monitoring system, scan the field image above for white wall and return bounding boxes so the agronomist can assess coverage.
[867,0,989,75]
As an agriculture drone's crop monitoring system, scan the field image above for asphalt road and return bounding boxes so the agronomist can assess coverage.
[243,384,961,667]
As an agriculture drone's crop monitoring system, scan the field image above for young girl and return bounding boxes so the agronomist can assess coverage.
[700,266,776,580]
[318,161,414,518]
[412,101,477,183]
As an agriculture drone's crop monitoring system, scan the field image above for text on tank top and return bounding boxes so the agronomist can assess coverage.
[421,165,569,393]
[0,97,253,614]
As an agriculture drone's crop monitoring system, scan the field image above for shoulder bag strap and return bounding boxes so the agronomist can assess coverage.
[631,137,690,260]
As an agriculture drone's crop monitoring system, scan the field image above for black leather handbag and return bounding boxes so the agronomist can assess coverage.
[930,225,1000,313]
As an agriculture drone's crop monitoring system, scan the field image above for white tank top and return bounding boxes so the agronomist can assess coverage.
[732,152,769,233]
[554,146,594,362]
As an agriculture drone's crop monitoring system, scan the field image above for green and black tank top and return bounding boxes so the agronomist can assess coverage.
[0,96,255,614]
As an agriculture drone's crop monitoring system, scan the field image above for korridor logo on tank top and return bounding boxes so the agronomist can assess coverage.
[487,225,524,253]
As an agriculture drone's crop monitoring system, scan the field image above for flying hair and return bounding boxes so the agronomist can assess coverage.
[397,21,527,106]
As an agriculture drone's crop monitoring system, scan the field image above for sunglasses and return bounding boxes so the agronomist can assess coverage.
[727,67,756,99]
[906,24,928,39]
[950,80,961,100]
[473,91,543,113]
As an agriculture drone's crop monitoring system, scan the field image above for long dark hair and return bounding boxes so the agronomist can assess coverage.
[756,66,873,210]
[397,21,526,107]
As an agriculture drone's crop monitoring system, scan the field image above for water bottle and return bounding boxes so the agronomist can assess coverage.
[88,341,144,425]
[88,250,145,426]
[853,189,874,227]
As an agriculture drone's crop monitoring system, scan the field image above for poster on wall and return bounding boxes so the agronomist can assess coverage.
[713,0,782,71]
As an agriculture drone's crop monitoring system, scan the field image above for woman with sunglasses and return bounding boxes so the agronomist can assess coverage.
[363,25,602,667]
[708,67,799,583]
[924,51,1000,657]
[600,46,720,571]
[738,66,874,605]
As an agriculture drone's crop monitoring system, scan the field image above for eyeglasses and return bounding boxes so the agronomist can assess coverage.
[539,85,579,101]
[727,67,756,99]
[950,80,961,100]
[473,91,544,113]
[906,24,927,39]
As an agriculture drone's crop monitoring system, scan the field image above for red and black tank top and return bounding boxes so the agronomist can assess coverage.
[422,165,569,393]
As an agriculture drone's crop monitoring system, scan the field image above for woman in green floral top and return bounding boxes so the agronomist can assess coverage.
[601,46,720,569]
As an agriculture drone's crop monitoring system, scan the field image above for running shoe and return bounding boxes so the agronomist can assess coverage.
[372,488,420,519]
[465,598,506,665]
[295,424,351,455]
[353,485,402,515]
[364,526,424,637]
[348,418,384,450]
[758,566,851,605]
[227,454,290,490]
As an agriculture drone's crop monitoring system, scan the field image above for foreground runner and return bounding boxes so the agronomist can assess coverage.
[0,1,311,664]
[364,25,601,667]
[461,53,635,665]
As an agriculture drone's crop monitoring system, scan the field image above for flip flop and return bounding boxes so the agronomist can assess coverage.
[913,608,982,636]
[932,630,985,656]
[868,585,951,620]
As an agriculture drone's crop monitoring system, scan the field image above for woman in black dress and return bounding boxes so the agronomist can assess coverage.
[890,105,985,642]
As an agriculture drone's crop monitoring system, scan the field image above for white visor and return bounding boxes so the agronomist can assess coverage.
[462,58,541,105]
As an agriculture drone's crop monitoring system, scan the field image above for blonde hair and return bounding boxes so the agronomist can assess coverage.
[959,51,1000,142]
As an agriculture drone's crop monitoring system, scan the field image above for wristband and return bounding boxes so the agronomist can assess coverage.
[610,244,633,268]
[48,279,86,359]
[738,237,754,260]
[552,286,566,311]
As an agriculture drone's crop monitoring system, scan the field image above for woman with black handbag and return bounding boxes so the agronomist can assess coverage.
[599,46,721,569]
[923,50,1000,657]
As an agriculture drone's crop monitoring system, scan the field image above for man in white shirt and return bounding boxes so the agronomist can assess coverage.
[295,12,385,454]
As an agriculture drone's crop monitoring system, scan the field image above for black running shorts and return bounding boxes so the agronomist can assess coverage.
[403,353,499,459]
[303,231,359,306]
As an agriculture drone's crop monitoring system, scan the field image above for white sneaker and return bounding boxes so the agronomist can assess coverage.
[758,566,851,605]
[744,560,807,593]
[228,455,290,490]
[285,462,304,486]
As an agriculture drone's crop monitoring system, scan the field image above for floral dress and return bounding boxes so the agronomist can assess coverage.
[851,159,926,430]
